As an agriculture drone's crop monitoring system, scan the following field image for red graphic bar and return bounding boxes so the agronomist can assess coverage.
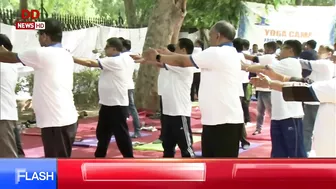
[232,163,336,180]
[58,159,336,189]
[81,162,206,181]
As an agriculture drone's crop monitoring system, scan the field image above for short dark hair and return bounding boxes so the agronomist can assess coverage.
[167,44,176,52]
[0,34,13,51]
[253,44,258,47]
[37,18,63,42]
[241,39,250,50]
[264,41,277,52]
[233,38,244,52]
[106,37,123,52]
[118,37,125,41]
[178,38,194,54]
[276,40,283,46]
[195,39,204,50]
[284,40,302,57]
[122,39,131,51]
[213,20,236,41]
[306,40,317,49]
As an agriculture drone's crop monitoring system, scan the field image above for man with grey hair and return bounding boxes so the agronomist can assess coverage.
[132,20,244,157]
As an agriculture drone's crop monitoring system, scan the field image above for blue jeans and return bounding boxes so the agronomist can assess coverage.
[303,104,319,153]
[271,118,307,158]
[256,91,272,130]
[128,89,141,133]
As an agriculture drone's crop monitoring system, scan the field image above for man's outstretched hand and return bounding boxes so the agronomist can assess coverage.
[250,74,271,88]
[260,65,279,80]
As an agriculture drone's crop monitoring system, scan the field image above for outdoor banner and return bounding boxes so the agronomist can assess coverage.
[238,2,336,47]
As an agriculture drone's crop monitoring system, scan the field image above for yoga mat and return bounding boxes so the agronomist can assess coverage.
[133,135,202,152]
[194,142,262,156]
[73,132,151,147]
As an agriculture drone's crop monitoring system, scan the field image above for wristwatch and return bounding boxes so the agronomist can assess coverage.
[156,54,161,62]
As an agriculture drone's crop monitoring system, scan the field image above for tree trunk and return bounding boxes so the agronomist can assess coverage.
[171,0,187,44]
[134,0,187,111]
[295,0,303,5]
[123,0,138,27]
[199,28,209,49]
[20,0,28,10]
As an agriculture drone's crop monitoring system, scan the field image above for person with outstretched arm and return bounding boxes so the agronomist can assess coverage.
[251,70,336,157]
[132,20,245,158]
[73,37,134,158]
[242,40,306,158]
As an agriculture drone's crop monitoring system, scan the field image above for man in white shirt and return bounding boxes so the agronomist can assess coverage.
[299,45,334,156]
[160,38,195,157]
[133,20,244,157]
[0,19,78,157]
[0,34,19,157]
[73,37,133,158]
[250,71,336,157]
[244,41,278,135]
[243,40,307,158]
[233,38,250,149]
[120,38,141,138]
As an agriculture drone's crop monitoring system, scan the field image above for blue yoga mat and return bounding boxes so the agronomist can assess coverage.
[194,143,262,157]
[73,132,151,147]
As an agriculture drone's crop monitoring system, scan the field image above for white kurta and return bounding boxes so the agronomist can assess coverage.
[311,79,336,157]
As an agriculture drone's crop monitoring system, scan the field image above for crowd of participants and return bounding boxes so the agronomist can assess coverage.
[0,18,335,158]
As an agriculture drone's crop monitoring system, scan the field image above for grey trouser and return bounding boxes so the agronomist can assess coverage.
[303,104,319,153]
[0,120,18,157]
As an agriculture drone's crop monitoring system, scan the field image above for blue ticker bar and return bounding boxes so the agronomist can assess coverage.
[0,159,57,189]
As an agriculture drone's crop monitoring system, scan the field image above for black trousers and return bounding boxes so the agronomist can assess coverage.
[159,96,165,141]
[41,122,78,158]
[162,115,194,157]
[241,83,251,123]
[191,73,200,101]
[95,105,133,158]
[202,123,243,157]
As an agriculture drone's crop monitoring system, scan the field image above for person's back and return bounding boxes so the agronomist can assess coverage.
[198,46,243,125]
[0,63,18,121]
[29,47,78,127]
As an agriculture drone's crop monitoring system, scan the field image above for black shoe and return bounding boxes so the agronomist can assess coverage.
[131,133,141,138]
[252,130,261,135]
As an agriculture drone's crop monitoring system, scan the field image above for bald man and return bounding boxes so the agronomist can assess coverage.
[133,21,244,158]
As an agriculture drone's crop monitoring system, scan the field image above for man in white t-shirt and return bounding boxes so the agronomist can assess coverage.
[156,44,176,143]
[233,38,250,149]
[244,41,278,135]
[250,69,336,157]
[299,45,334,156]
[119,38,141,138]
[160,38,195,157]
[73,37,133,158]
[133,20,244,157]
[0,19,78,157]
[243,40,306,158]
[0,34,18,157]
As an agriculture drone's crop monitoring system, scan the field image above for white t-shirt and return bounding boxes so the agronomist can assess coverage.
[303,59,335,105]
[157,68,169,95]
[193,47,202,73]
[190,45,244,125]
[239,53,250,84]
[0,63,18,121]
[161,64,194,116]
[17,46,78,128]
[98,55,129,106]
[122,51,135,90]
[311,79,336,157]
[269,57,304,120]
[257,54,278,92]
